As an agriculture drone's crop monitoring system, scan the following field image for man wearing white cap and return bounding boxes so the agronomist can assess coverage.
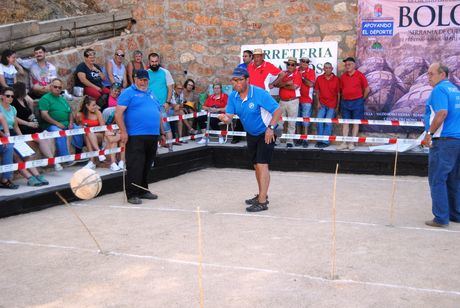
[247,48,285,91]
[277,57,302,147]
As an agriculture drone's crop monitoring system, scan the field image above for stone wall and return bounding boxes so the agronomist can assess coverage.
[132,0,358,91]
[18,0,358,92]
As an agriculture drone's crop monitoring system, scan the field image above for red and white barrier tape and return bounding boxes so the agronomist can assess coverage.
[0,111,208,145]
[0,147,123,173]
[162,110,207,123]
[208,113,424,127]
[206,130,421,145]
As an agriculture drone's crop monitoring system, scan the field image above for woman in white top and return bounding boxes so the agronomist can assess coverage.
[0,49,24,89]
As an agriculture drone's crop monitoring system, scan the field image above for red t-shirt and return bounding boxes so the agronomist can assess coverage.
[204,93,228,109]
[247,61,282,90]
[314,74,341,109]
[340,70,368,100]
[299,67,316,104]
[279,70,302,101]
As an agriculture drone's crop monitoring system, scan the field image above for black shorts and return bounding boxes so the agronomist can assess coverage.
[247,132,275,165]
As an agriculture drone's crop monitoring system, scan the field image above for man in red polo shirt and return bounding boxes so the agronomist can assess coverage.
[337,57,370,151]
[314,62,341,148]
[277,57,302,147]
[247,48,284,91]
[297,57,316,147]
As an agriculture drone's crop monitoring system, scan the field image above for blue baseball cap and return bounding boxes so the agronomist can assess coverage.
[231,67,249,78]
[134,69,149,80]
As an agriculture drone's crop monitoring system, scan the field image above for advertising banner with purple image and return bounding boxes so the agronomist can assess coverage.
[357,0,460,132]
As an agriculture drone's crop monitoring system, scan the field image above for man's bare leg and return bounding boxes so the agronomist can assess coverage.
[255,163,269,203]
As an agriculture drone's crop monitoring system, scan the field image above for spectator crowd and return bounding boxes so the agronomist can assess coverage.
[0,44,371,189]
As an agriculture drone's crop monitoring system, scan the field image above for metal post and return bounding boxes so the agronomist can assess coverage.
[73,21,77,47]
[205,112,211,146]
[112,14,116,37]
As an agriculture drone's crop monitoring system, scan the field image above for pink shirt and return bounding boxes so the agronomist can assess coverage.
[108,96,117,108]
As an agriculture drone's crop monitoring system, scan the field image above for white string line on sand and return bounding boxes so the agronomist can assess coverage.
[1,239,459,297]
[200,169,428,184]
[108,205,460,234]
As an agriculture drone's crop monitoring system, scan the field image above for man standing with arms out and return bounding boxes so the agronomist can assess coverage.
[314,62,341,148]
[337,57,369,151]
[247,48,285,91]
[238,50,253,69]
[115,69,166,205]
[18,46,57,99]
[277,57,302,148]
[218,67,282,212]
[423,63,460,228]
[297,57,316,148]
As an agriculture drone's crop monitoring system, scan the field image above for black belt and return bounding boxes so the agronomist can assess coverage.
[432,137,458,140]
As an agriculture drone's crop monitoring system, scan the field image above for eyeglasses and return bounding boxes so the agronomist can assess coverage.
[116,54,125,57]
[53,85,62,89]
[231,78,246,83]
[300,60,309,63]
[4,94,14,98]
[287,63,296,67]
[187,83,194,87]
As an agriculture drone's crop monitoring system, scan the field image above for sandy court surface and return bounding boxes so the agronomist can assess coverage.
[0,168,459,307]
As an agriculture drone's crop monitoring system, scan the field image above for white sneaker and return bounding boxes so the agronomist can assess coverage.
[83,161,96,170]
[98,155,106,162]
[197,138,207,144]
[218,137,225,144]
[54,163,63,171]
[118,160,125,169]
[110,162,122,171]
[348,143,355,150]
[336,142,348,150]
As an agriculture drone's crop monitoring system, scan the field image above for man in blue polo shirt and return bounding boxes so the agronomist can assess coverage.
[115,69,166,204]
[219,67,282,212]
[423,62,460,228]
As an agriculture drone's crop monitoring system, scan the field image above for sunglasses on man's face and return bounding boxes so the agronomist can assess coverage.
[116,54,125,57]
[4,94,14,98]
[287,63,296,67]
[300,60,309,63]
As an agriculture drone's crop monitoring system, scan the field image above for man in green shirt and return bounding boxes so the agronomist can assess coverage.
[39,79,82,167]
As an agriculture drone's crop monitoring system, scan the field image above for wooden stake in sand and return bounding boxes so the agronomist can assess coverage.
[122,168,127,203]
[330,163,339,280]
[196,206,204,308]
[56,192,104,254]
[389,144,399,226]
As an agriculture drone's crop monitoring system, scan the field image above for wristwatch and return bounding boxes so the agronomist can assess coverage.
[427,131,433,136]
[267,125,276,130]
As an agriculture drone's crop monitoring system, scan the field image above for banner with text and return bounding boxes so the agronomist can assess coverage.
[357,0,460,132]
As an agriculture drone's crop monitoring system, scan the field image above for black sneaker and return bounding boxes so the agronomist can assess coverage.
[246,200,269,212]
[294,139,303,146]
[302,140,309,148]
[245,194,268,205]
[286,143,294,148]
[316,142,329,149]
[140,192,158,200]
[231,138,240,144]
[128,196,142,204]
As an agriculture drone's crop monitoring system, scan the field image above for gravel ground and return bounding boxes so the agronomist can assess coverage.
[0,168,459,307]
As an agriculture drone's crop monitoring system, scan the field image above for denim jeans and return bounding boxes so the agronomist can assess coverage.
[0,143,14,180]
[316,104,336,145]
[46,124,84,156]
[428,138,460,224]
[297,103,312,128]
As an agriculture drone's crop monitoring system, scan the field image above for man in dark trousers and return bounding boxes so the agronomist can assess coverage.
[218,67,282,212]
[115,69,165,204]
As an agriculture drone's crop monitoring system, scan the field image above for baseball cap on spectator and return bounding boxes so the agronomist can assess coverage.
[343,57,356,63]
[134,69,149,79]
[253,48,264,55]
[231,67,249,78]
